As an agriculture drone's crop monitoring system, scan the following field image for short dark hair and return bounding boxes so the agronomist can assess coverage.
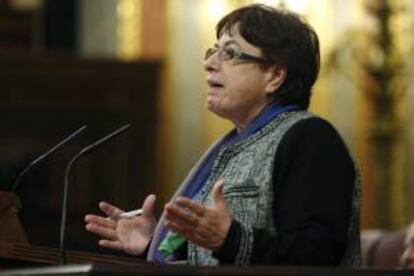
[216,4,320,109]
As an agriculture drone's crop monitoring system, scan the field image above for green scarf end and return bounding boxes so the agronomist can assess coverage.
[158,232,186,257]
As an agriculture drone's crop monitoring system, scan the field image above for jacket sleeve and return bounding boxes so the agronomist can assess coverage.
[213,117,356,265]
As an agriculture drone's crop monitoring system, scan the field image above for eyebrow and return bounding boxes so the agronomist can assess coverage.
[214,40,241,48]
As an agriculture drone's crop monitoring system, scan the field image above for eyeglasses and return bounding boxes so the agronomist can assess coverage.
[205,47,267,64]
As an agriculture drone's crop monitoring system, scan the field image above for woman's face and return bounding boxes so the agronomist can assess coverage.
[203,25,284,130]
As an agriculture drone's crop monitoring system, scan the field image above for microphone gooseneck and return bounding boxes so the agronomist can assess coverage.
[11,125,87,197]
[59,124,131,264]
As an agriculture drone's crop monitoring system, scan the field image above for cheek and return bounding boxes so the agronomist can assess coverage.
[215,68,268,109]
[228,69,266,91]
[226,78,266,104]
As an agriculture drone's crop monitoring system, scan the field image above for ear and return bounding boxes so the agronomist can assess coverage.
[264,65,287,94]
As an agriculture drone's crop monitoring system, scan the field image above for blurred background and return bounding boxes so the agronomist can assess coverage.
[0,0,414,255]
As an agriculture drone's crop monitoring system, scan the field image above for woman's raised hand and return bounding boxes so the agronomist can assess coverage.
[84,194,157,256]
[164,179,232,251]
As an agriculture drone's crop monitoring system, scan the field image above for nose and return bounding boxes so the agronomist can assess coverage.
[203,52,220,72]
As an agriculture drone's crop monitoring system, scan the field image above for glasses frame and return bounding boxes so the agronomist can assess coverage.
[205,47,267,64]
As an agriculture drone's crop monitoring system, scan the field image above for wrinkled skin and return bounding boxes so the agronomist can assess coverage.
[84,194,156,256]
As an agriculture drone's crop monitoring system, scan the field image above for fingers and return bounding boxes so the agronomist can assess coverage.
[85,214,117,228]
[85,222,117,240]
[165,220,208,244]
[165,202,198,226]
[84,213,118,241]
[99,201,124,219]
[162,179,231,251]
[164,201,226,250]
[168,178,226,218]
[174,197,205,216]
[164,199,216,238]
[142,194,156,217]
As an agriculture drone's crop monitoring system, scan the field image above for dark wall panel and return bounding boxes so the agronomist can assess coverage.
[0,54,160,254]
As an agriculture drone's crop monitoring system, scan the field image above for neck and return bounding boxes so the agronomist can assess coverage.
[232,102,272,133]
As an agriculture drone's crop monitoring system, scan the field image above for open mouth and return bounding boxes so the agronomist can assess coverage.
[207,79,224,88]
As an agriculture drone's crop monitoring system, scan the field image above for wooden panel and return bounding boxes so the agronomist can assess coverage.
[0,241,142,269]
[0,54,160,254]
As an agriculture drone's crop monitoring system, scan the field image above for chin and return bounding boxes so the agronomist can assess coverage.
[206,101,225,117]
[208,107,233,122]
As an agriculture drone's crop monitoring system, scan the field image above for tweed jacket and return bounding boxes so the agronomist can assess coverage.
[148,110,361,266]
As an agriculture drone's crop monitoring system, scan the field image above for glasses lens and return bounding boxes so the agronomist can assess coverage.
[221,48,234,61]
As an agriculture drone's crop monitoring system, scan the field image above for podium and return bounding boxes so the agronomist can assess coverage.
[0,240,413,276]
[0,191,144,273]
[0,241,141,268]
[0,259,413,276]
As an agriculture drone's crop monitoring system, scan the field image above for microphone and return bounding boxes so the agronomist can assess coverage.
[11,125,87,198]
[59,124,131,264]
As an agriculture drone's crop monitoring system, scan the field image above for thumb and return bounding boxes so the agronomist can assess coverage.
[142,194,156,217]
[212,179,226,209]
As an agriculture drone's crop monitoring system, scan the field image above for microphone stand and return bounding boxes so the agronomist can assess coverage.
[59,124,131,264]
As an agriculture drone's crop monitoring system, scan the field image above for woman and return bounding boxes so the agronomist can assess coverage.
[85,4,361,266]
